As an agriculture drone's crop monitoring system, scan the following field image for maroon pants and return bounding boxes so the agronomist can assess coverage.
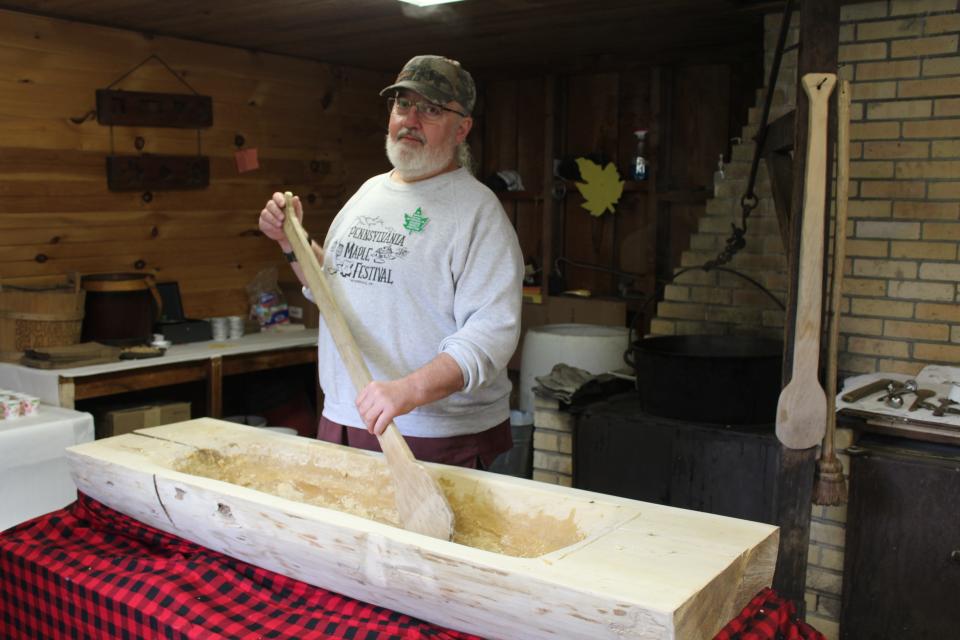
[318,416,512,469]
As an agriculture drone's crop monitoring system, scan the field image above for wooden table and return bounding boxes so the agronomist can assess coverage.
[0,328,318,418]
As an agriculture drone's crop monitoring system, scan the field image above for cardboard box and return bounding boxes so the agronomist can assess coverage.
[279,281,319,329]
[158,401,190,424]
[97,401,191,439]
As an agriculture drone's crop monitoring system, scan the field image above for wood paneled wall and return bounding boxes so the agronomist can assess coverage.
[0,9,759,325]
[476,78,548,275]
[477,61,759,303]
[0,10,392,318]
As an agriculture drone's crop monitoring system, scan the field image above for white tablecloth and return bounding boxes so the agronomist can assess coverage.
[0,405,95,530]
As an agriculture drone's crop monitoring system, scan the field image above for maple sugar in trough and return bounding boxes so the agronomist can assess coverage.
[175,445,582,557]
[66,419,779,639]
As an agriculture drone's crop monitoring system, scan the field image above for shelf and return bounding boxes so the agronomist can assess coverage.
[622,180,651,192]
[496,190,542,202]
[495,183,707,205]
[657,188,710,204]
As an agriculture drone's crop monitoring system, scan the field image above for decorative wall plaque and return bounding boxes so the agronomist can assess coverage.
[95,55,213,192]
[106,155,209,191]
[96,89,213,128]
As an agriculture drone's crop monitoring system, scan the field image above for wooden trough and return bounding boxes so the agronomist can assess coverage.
[66,419,779,639]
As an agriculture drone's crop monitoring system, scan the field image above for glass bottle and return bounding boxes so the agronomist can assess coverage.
[630,129,648,181]
[713,153,725,196]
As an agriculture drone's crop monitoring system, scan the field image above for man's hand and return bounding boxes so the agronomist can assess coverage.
[354,354,465,435]
[356,380,417,435]
[259,191,323,276]
[259,192,303,251]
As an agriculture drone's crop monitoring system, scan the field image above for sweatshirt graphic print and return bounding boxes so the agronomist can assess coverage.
[315,168,524,438]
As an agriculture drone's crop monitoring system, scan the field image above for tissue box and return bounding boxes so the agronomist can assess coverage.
[279,282,318,329]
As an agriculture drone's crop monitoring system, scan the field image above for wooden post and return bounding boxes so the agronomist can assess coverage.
[774,0,840,610]
[762,110,796,254]
[652,65,673,289]
[59,377,76,409]
[541,74,557,299]
[207,355,222,418]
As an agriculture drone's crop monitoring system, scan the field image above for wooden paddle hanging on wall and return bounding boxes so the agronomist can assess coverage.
[813,78,851,505]
[775,72,837,450]
[280,192,455,541]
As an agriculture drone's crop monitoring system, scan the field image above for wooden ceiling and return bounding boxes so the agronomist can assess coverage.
[0,0,780,74]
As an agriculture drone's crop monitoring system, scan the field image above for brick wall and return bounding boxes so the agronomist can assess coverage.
[634,2,960,637]
[531,396,574,486]
[810,3,960,636]
[532,3,959,636]
[837,0,960,377]
[651,0,960,378]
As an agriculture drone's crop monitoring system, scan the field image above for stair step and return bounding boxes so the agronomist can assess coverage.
[715,178,772,199]
[748,104,793,126]
[731,143,757,163]
[647,67,791,333]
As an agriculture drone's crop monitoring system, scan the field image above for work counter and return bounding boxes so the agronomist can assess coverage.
[0,327,318,417]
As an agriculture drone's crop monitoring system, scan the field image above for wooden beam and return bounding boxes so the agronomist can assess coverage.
[207,356,222,419]
[541,74,557,299]
[221,347,316,376]
[774,447,819,599]
[72,362,207,401]
[548,76,569,294]
[766,151,795,255]
[652,65,673,289]
[774,0,840,611]
[761,110,796,254]
[764,109,796,153]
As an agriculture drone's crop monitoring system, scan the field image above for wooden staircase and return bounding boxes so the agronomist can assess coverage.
[648,74,799,340]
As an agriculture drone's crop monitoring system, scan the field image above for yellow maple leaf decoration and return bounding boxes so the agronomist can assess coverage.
[574,158,624,217]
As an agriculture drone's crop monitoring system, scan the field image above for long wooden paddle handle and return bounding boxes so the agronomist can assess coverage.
[824,80,851,457]
[280,192,416,463]
[790,73,837,383]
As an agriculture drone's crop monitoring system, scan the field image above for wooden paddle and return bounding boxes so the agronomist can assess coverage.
[812,78,851,505]
[776,73,837,450]
[281,192,455,540]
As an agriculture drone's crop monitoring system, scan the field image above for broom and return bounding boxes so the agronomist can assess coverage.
[813,78,850,506]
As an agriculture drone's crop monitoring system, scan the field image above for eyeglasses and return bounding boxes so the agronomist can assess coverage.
[387,95,468,121]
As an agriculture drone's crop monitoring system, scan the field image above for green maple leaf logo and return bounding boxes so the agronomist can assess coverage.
[574,158,624,216]
[403,207,429,232]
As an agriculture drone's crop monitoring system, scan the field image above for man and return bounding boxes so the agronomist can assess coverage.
[258,55,524,469]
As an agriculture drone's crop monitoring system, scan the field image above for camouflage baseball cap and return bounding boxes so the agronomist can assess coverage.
[380,55,476,115]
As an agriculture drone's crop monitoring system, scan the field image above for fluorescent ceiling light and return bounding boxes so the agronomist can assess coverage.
[398,0,465,6]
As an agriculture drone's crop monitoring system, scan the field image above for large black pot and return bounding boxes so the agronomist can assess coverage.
[627,334,783,425]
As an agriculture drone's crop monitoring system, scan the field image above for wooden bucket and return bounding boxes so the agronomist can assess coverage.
[80,273,162,346]
[0,274,86,359]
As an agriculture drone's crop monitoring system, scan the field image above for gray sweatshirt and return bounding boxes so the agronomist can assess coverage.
[308,167,524,437]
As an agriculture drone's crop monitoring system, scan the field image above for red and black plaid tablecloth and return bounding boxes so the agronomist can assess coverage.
[0,494,479,639]
[1,494,824,639]
[714,587,825,640]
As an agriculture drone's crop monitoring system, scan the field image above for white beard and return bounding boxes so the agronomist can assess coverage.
[385,130,457,180]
